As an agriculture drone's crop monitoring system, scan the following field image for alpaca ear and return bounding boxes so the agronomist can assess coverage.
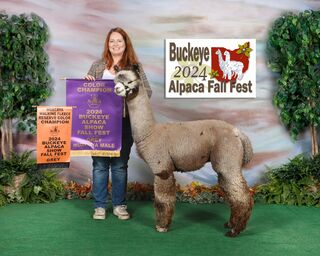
[132,64,140,73]
[114,65,120,73]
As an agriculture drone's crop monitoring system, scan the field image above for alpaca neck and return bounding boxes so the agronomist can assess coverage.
[126,84,155,143]
[217,52,224,68]
[225,53,230,62]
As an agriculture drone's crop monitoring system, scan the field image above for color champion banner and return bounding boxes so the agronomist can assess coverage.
[37,106,72,169]
[165,39,256,98]
[66,79,123,157]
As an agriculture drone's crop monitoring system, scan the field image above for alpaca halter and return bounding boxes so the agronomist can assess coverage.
[116,80,139,100]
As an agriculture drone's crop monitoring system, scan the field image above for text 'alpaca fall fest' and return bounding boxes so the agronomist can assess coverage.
[165,39,256,98]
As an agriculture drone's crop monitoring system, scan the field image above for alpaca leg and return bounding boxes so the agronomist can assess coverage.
[227,69,232,80]
[211,140,253,237]
[218,172,253,237]
[154,172,176,232]
[222,72,227,79]
[237,71,243,80]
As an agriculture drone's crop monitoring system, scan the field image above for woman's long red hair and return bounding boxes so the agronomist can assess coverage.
[102,27,139,69]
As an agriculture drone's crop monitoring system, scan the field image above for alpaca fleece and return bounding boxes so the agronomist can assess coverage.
[114,67,254,237]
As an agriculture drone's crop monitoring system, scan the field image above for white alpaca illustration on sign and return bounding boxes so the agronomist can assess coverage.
[215,49,244,80]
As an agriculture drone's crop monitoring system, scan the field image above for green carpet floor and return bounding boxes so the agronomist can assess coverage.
[0,200,319,256]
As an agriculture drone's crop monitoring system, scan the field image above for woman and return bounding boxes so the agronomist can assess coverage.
[85,27,152,220]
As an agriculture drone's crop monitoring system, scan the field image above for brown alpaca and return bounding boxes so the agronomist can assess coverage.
[114,66,254,237]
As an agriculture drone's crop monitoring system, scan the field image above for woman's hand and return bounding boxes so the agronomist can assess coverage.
[84,74,95,81]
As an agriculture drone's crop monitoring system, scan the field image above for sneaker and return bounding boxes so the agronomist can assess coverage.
[93,207,106,220]
[113,205,130,220]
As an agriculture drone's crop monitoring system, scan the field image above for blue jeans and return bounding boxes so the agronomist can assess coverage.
[92,117,133,209]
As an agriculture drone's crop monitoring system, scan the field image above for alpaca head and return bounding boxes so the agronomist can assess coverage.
[114,65,140,99]
[224,51,230,57]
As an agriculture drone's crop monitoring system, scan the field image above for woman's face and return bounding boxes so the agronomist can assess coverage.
[109,32,126,57]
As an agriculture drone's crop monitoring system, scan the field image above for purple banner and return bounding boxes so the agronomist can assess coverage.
[66,79,123,157]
